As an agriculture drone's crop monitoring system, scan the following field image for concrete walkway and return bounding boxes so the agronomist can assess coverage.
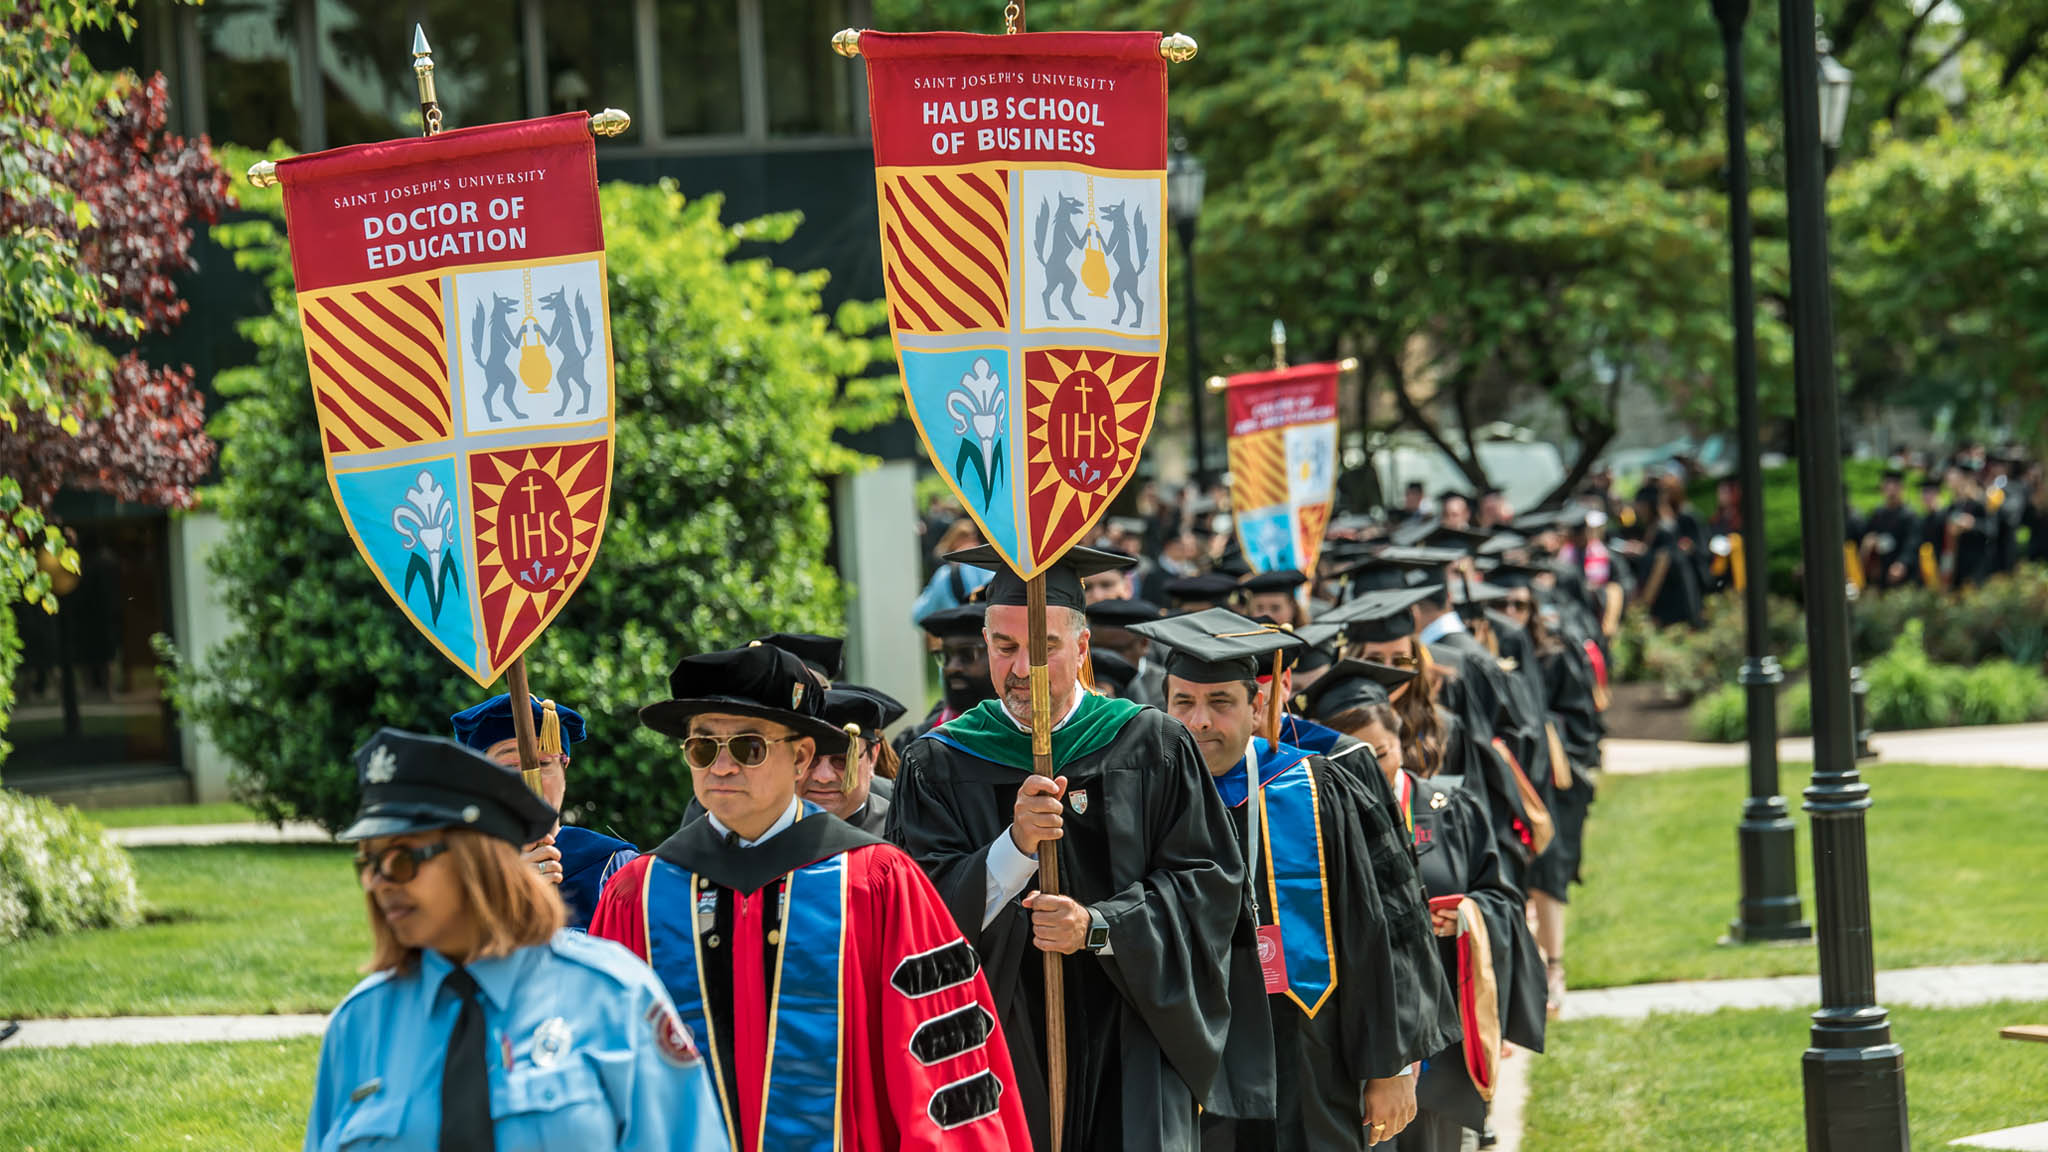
[1561,962,2048,1021]
[4,1013,330,1049]
[1605,722,2048,775]
[106,821,332,847]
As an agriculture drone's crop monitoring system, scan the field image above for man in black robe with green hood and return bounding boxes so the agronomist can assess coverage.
[891,546,1273,1152]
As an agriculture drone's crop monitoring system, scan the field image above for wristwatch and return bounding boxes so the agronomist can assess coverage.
[1085,907,1110,953]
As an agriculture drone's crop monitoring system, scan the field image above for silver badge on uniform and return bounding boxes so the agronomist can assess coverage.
[531,1017,573,1068]
[1069,790,1089,815]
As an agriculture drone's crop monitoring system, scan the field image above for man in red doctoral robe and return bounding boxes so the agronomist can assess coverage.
[589,642,1030,1151]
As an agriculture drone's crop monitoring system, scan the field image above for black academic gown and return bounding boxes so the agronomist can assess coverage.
[1525,644,1601,902]
[1207,745,1459,1152]
[1402,774,1546,1151]
[1862,503,1919,589]
[1427,629,1542,885]
[891,707,1273,1152]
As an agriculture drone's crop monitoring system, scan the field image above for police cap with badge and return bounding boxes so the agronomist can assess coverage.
[341,728,558,845]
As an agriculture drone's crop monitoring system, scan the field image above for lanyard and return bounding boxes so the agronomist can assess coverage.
[1243,740,1265,924]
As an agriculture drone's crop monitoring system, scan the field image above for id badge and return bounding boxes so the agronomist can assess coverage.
[1257,924,1288,994]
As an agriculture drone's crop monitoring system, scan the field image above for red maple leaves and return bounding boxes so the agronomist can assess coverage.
[0,71,230,510]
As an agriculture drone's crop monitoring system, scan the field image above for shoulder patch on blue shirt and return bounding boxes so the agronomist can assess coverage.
[329,968,398,1017]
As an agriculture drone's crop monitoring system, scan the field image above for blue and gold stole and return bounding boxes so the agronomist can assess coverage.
[1223,739,1339,1018]
[645,830,852,1152]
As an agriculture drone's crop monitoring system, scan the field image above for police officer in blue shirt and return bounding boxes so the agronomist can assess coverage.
[450,694,639,931]
[305,728,724,1152]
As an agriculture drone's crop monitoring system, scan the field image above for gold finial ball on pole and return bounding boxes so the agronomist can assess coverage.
[1160,33,1198,63]
[247,160,279,189]
[832,28,864,58]
[589,108,632,137]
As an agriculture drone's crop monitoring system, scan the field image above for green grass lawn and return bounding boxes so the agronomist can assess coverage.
[80,801,262,828]
[0,1037,319,1151]
[1524,999,2048,1151]
[1570,762,2048,989]
[0,844,367,1017]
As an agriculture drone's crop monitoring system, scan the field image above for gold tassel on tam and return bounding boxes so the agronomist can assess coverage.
[524,698,563,797]
[841,723,863,794]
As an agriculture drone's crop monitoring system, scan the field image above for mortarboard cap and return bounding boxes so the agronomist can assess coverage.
[1239,568,1308,596]
[1320,585,1436,643]
[1880,468,1906,483]
[1086,597,1164,630]
[1477,531,1527,558]
[1296,622,1344,650]
[450,694,586,756]
[822,685,907,742]
[1293,659,1418,723]
[1089,649,1139,698]
[749,632,843,682]
[945,545,1137,612]
[1163,570,1242,607]
[340,728,557,846]
[1128,607,1305,684]
[640,644,850,752]
[1482,560,1555,590]
[919,602,987,640]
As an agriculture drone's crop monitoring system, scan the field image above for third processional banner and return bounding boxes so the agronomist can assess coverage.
[861,32,1168,578]
[1221,362,1341,576]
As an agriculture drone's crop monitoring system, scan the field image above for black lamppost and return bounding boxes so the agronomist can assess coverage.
[1168,138,1210,487]
[1775,3,1910,1147]
[1713,0,1811,945]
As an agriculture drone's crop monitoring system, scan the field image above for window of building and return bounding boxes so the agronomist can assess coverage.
[197,0,306,151]
[760,0,854,136]
[321,1,530,146]
[538,0,643,142]
[657,0,745,137]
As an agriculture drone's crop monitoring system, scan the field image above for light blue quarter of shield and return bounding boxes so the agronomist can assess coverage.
[903,347,1019,561]
[333,459,480,665]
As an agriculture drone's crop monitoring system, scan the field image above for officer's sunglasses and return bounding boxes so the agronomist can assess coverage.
[354,842,450,884]
[681,734,800,769]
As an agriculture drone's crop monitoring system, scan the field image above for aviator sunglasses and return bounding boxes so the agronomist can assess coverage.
[354,842,450,884]
[681,733,800,769]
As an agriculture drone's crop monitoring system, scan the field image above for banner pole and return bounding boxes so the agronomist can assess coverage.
[1027,573,1067,1152]
[506,657,545,796]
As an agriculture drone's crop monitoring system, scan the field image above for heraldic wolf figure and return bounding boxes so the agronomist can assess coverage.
[470,293,526,422]
[1099,200,1149,330]
[1034,191,1089,322]
[538,285,597,418]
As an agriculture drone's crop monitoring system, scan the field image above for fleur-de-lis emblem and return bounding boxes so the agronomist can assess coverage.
[393,472,462,622]
[946,358,1007,507]
[366,746,398,784]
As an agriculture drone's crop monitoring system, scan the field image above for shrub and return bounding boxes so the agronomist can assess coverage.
[162,161,897,847]
[1687,683,1748,743]
[1863,621,1965,731]
[0,790,141,943]
[1955,662,2048,727]
[1642,593,1805,703]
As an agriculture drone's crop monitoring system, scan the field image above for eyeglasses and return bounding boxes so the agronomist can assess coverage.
[681,734,800,769]
[936,643,986,665]
[354,842,450,884]
[1503,598,1535,615]
[1386,653,1418,668]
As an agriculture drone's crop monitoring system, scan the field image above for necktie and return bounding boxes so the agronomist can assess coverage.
[440,966,495,1152]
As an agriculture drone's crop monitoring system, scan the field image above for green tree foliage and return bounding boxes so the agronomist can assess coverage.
[1831,85,2048,447]
[164,161,894,845]
[0,1,138,612]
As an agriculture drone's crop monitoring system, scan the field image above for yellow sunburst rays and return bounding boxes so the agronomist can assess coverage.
[470,446,605,652]
[1027,351,1150,540]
